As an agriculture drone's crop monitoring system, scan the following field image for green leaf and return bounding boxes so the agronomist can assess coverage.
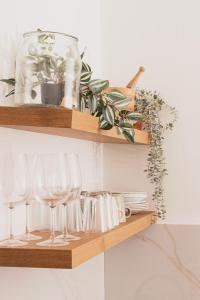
[103,106,115,126]
[78,96,85,112]
[88,94,98,114]
[0,78,16,86]
[88,79,109,94]
[122,130,135,143]
[126,112,142,121]
[105,92,131,109]
[99,115,113,130]
[5,88,15,97]
[105,91,126,101]
[80,71,92,84]
[112,98,131,110]
[119,121,133,129]
[82,61,91,72]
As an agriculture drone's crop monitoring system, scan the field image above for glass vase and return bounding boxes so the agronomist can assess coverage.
[15,31,81,108]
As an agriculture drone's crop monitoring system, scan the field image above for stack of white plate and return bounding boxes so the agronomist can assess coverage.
[122,192,149,213]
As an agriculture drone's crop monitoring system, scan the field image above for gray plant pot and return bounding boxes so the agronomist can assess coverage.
[41,82,64,106]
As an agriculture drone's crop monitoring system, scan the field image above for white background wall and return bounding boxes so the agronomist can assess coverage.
[102,0,200,224]
[0,1,105,300]
[102,0,200,299]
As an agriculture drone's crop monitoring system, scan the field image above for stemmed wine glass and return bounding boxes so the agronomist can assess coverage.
[0,153,29,247]
[57,153,82,241]
[33,153,70,247]
[19,154,42,241]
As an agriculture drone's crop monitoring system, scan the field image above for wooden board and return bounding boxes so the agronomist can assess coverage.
[0,106,149,144]
[0,212,154,269]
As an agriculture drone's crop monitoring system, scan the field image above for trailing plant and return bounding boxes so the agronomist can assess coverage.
[135,89,177,219]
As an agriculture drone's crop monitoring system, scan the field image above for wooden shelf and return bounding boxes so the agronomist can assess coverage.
[0,106,149,144]
[0,212,154,269]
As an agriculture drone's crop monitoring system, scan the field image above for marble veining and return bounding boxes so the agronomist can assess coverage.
[105,224,200,300]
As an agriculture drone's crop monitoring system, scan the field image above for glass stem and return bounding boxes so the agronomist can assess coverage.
[9,206,14,240]
[63,203,68,239]
[25,203,30,235]
[50,206,56,243]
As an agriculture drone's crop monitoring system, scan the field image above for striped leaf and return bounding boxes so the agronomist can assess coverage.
[99,115,113,130]
[105,92,131,109]
[103,106,115,126]
[105,91,126,101]
[80,71,92,84]
[112,98,131,109]
[126,112,141,121]
[78,97,85,112]
[88,94,98,114]
[119,121,133,129]
[0,78,16,86]
[122,130,135,143]
[82,61,91,72]
[88,79,109,94]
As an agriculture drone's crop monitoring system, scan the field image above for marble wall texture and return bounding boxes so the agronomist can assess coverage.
[105,224,200,300]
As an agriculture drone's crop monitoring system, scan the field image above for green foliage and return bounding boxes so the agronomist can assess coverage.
[79,62,141,143]
[135,89,177,219]
[0,78,16,97]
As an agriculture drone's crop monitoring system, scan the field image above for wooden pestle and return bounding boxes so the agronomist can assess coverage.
[126,66,145,89]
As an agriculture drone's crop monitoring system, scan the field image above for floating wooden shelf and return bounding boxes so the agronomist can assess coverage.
[0,212,154,269]
[0,106,149,144]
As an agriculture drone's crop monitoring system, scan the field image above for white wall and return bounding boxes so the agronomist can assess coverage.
[102,0,200,299]
[0,1,105,300]
[102,0,200,224]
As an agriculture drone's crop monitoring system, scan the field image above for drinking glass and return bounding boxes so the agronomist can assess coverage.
[19,154,42,241]
[0,154,29,247]
[57,153,81,241]
[33,153,69,247]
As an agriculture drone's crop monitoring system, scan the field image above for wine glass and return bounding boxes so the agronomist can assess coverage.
[0,153,29,247]
[19,154,42,241]
[57,153,81,241]
[33,153,69,247]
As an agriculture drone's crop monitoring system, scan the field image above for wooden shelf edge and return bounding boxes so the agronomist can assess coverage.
[0,106,149,144]
[0,212,154,269]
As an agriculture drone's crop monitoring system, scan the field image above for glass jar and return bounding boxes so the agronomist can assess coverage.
[15,31,81,108]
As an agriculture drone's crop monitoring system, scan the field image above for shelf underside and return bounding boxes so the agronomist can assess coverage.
[0,106,149,144]
[0,212,154,269]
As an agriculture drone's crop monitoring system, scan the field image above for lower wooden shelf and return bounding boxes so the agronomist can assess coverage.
[0,212,154,269]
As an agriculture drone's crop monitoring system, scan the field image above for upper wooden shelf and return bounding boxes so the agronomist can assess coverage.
[0,212,154,269]
[0,106,149,144]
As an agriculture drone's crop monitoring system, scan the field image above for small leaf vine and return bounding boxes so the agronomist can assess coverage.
[135,89,177,219]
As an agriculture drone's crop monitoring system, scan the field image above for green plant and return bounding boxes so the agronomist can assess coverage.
[0,30,70,100]
[0,58,141,143]
[28,31,67,82]
[79,59,141,143]
[135,89,177,219]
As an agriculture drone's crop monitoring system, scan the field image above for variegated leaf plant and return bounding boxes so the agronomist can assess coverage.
[79,60,141,143]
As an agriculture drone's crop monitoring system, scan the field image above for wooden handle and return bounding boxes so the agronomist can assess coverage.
[126,66,145,89]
